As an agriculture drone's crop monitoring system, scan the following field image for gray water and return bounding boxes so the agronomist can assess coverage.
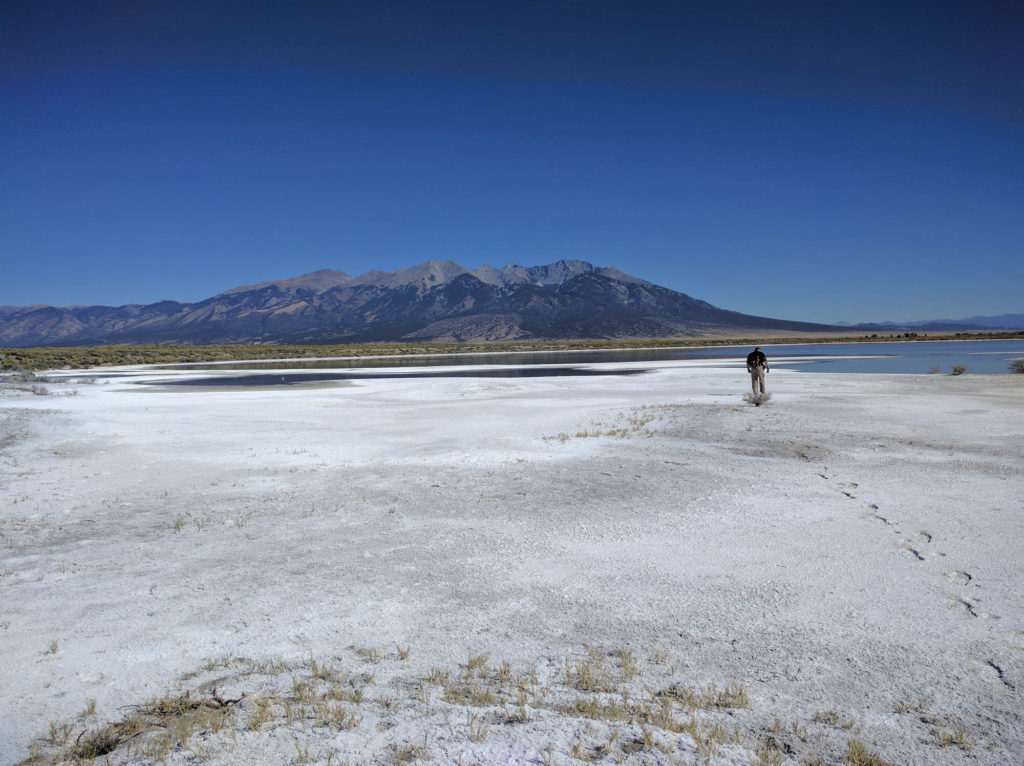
[727,340,1024,375]
[160,340,1024,378]
[158,366,647,387]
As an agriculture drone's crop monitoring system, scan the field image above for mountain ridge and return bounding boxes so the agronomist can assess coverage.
[844,313,1024,331]
[1,259,843,347]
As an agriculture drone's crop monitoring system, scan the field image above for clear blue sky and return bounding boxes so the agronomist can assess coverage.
[2,1,1021,324]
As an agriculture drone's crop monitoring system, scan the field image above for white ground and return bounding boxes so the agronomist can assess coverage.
[1,360,1022,765]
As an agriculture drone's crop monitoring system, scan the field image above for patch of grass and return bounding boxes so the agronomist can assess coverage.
[496,659,512,684]
[756,734,787,766]
[58,688,243,761]
[657,682,748,711]
[649,648,670,665]
[564,654,617,693]
[844,738,893,765]
[171,511,215,532]
[70,725,123,759]
[389,737,428,764]
[932,725,972,749]
[702,683,749,709]
[619,648,637,681]
[443,681,496,707]
[309,656,336,681]
[426,666,449,686]
[245,696,274,731]
[466,650,489,674]
[893,697,928,714]
[465,711,490,742]
[344,684,366,705]
[814,709,855,729]
[22,643,897,765]
[356,646,381,665]
[556,695,628,723]
[46,721,71,748]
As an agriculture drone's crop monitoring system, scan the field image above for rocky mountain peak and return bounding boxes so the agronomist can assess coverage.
[524,259,596,286]
[348,259,468,289]
[221,269,354,296]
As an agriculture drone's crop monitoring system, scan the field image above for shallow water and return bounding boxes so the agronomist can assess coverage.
[159,339,1024,378]
[154,366,648,387]
[746,339,1024,375]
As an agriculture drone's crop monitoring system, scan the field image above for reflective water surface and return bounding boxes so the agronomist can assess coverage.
[157,366,648,387]
[158,340,1024,378]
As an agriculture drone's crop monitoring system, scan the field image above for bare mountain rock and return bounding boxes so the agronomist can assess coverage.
[0,259,840,346]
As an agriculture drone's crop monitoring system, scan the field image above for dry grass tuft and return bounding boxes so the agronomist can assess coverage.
[844,738,894,765]
[814,708,855,729]
[932,725,972,749]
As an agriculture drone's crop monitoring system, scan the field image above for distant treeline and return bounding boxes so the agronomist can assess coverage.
[2,331,1022,371]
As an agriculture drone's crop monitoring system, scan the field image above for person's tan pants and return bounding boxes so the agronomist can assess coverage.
[750,365,765,394]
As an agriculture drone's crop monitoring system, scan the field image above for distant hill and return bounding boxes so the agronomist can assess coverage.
[0,260,843,347]
[848,313,1024,332]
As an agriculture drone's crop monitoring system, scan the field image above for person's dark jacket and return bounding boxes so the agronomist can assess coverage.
[747,350,768,369]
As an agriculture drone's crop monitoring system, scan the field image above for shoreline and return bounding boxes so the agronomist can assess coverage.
[3,331,1023,371]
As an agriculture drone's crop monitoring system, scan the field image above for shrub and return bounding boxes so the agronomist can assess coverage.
[1010,358,1024,374]
[744,392,772,407]
[950,366,967,376]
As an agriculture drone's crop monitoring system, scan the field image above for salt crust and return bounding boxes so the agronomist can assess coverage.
[1,363,1022,764]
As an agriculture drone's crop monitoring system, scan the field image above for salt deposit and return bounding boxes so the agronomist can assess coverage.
[1,362,1021,764]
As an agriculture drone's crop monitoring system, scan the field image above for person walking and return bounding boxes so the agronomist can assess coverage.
[746,347,769,394]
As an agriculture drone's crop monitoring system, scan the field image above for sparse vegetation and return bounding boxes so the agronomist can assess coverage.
[844,738,894,765]
[544,403,684,442]
[5,331,1022,371]
[171,511,215,533]
[813,709,855,729]
[932,725,972,749]
[46,721,72,748]
[356,646,382,665]
[744,391,772,406]
[1010,358,1024,373]
[0,370,53,395]
[22,642,906,765]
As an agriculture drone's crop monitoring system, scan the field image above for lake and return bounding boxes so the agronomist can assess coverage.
[149,339,1024,387]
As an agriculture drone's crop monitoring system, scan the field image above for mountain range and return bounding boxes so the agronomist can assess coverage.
[844,314,1024,332]
[0,259,914,347]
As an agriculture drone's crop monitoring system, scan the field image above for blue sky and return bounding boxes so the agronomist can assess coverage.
[2,1,1021,324]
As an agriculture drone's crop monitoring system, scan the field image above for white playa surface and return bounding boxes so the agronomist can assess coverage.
[1,361,1022,764]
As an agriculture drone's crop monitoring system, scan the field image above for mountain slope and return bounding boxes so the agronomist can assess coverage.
[0,260,841,346]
